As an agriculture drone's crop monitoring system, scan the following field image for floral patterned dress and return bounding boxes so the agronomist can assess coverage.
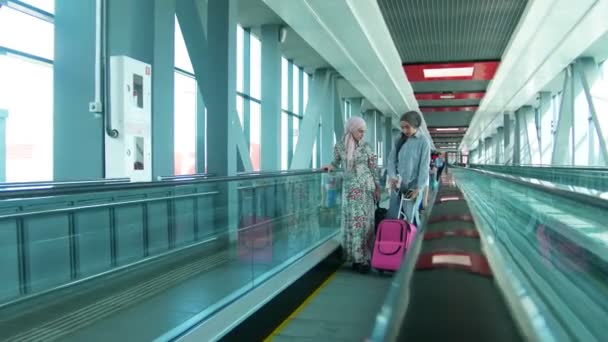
[331,141,379,265]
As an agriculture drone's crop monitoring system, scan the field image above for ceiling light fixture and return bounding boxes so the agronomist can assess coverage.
[423,67,474,79]
[435,128,461,132]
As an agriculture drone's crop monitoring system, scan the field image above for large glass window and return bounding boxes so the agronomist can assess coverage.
[281,57,289,110]
[303,73,310,114]
[174,72,197,175]
[174,18,193,74]
[281,112,289,170]
[236,26,244,93]
[574,87,591,165]
[236,95,244,127]
[18,0,54,14]
[250,35,262,100]
[312,141,317,169]
[174,16,197,175]
[293,64,300,115]
[250,102,261,171]
[235,27,263,171]
[0,4,54,182]
[293,118,299,154]
[0,7,53,60]
[0,55,53,182]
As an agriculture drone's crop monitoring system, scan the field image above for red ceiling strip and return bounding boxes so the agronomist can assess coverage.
[421,106,478,112]
[403,61,499,82]
[415,92,485,100]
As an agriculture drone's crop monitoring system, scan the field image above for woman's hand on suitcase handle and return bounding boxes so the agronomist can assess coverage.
[323,164,334,172]
[406,188,419,199]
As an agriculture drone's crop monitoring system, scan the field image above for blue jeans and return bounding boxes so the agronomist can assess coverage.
[387,187,424,226]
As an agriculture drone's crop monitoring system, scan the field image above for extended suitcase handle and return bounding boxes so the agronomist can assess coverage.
[415,252,492,277]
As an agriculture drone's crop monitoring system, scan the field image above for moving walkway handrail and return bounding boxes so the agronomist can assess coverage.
[156,173,215,181]
[471,163,608,172]
[0,178,130,189]
[369,166,608,342]
[0,169,327,199]
[465,167,608,211]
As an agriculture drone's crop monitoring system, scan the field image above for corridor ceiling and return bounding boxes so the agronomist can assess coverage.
[258,0,608,153]
[378,0,527,151]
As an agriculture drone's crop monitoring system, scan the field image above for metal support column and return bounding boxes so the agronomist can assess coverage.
[54,0,103,180]
[553,65,575,165]
[152,0,176,178]
[287,60,294,168]
[260,25,281,171]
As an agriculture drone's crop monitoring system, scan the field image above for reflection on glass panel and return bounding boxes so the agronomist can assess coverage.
[293,64,299,114]
[281,112,288,170]
[250,102,261,171]
[237,26,244,93]
[250,34,262,100]
[0,7,54,60]
[281,58,288,110]
[174,73,196,175]
[174,17,193,73]
[303,73,309,114]
[17,0,54,13]
[0,55,53,181]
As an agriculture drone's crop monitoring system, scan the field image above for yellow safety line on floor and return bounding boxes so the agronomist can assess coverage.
[263,269,339,341]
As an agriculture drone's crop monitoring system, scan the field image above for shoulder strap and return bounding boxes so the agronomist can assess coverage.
[395,135,408,164]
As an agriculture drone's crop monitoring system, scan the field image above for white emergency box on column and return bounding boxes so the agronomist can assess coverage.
[105,56,152,182]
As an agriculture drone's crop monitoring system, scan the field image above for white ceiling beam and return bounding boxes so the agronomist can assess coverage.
[260,0,433,144]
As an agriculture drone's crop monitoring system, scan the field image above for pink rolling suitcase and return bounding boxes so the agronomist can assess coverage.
[372,195,418,272]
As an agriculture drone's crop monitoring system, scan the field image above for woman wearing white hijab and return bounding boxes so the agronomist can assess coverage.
[325,116,380,273]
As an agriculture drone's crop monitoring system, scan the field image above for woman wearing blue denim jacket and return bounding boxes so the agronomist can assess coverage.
[386,111,431,224]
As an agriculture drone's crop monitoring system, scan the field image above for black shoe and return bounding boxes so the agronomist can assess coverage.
[352,262,361,270]
[358,263,371,274]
